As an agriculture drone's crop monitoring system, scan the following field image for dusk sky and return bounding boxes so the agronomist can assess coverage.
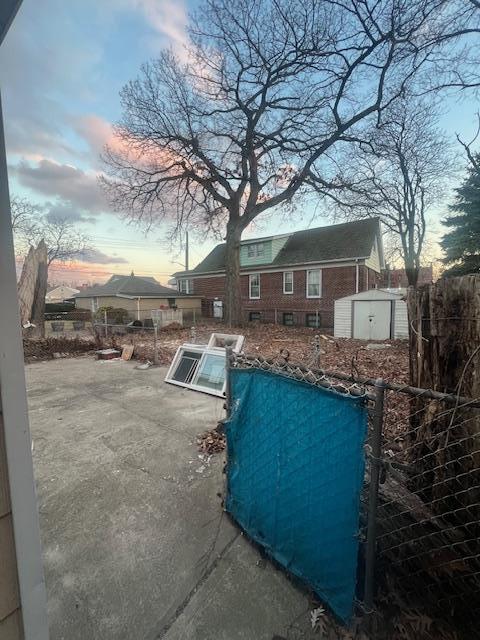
[1,0,478,285]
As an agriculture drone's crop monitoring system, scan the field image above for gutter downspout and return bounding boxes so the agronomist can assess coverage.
[355,260,359,294]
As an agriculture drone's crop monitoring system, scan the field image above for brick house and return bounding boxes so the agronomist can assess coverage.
[380,264,434,288]
[173,218,384,328]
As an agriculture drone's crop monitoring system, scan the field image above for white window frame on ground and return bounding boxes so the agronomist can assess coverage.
[306,269,322,298]
[249,273,260,299]
[247,243,265,259]
[165,346,226,397]
[206,333,245,352]
[178,278,192,294]
[283,271,293,294]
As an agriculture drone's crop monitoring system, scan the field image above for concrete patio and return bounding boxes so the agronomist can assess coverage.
[26,356,317,640]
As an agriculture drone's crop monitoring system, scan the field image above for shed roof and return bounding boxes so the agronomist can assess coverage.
[335,288,405,302]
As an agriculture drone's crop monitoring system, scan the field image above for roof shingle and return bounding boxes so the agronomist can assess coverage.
[175,218,380,276]
[75,274,186,298]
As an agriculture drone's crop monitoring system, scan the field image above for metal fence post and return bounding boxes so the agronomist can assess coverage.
[225,346,233,419]
[153,324,158,365]
[364,378,385,614]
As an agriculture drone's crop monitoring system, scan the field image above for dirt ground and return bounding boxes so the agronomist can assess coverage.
[23,321,409,383]
[128,322,410,384]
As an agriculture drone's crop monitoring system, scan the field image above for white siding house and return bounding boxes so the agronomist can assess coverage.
[334,289,408,340]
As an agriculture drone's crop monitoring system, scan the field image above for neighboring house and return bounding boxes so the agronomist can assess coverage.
[173,219,384,328]
[380,264,433,288]
[74,273,202,321]
[45,285,80,303]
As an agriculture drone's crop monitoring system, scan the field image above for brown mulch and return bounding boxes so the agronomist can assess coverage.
[130,322,409,383]
[23,336,97,362]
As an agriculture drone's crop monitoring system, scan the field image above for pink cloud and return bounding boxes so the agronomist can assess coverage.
[74,114,127,158]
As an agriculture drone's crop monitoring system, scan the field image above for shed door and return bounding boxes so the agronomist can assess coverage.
[353,300,391,340]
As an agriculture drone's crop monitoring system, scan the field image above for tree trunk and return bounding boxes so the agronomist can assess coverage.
[407,275,480,515]
[224,221,243,327]
[17,240,47,338]
[404,259,419,288]
[30,240,48,338]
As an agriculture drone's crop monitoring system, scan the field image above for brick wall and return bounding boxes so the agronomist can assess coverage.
[192,265,381,327]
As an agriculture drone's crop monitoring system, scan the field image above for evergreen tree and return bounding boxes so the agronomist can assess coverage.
[441,155,480,276]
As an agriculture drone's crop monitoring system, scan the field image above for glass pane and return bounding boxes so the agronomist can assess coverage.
[308,270,319,284]
[172,350,202,383]
[194,354,225,391]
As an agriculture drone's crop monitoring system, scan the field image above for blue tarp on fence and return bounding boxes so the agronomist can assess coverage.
[225,368,367,622]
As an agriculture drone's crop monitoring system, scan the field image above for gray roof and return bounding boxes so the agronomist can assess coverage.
[75,274,188,298]
[174,218,381,276]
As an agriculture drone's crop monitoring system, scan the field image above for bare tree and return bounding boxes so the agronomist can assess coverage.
[102,0,478,324]
[10,197,91,269]
[38,216,91,267]
[328,100,452,287]
[10,196,39,234]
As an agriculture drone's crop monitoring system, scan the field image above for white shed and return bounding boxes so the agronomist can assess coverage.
[334,289,408,340]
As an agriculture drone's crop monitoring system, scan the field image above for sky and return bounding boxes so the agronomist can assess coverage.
[1,0,478,285]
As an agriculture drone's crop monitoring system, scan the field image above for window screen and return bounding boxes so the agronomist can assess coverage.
[171,350,202,384]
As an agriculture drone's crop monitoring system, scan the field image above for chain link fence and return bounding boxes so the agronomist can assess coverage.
[225,344,480,637]
[226,351,372,622]
[376,386,480,636]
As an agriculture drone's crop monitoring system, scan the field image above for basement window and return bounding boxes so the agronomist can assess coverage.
[249,312,261,322]
[283,312,294,326]
[306,313,321,328]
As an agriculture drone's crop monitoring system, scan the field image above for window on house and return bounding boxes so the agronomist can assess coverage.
[283,312,294,326]
[249,312,261,322]
[249,273,260,299]
[178,279,192,294]
[91,297,99,313]
[247,243,265,258]
[306,269,322,298]
[283,271,293,294]
[306,313,321,328]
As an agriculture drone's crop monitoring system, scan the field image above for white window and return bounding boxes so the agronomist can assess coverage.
[178,278,192,294]
[247,243,265,259]
[283,271,293,294]
[249,273,260,299]
[91,297,99,312]
[306,269,322,298]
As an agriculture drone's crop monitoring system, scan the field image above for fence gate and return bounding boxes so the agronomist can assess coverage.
[225,357,369,622]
